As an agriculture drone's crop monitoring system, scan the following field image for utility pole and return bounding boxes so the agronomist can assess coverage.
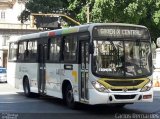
[86,4,90,23]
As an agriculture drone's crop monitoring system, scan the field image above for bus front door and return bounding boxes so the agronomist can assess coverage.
[80,41,89,101]
[38,43,47,94]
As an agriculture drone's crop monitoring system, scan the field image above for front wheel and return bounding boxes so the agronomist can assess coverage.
[65,84,77,109]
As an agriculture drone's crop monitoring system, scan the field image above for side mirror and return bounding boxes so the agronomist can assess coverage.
[157,37,160,48]
[89,42,94,54]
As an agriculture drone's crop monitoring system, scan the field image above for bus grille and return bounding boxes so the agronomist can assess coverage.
[111,89,138,91]
[114,94,136,100]
[105,80,144,86]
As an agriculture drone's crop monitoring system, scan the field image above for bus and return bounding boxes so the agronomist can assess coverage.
[7,23,153,108]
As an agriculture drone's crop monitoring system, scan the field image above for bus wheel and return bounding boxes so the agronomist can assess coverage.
[65,84,76,109]
[23,78,32,97]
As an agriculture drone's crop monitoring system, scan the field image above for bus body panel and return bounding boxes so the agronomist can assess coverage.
[87,72,153,104]
[88,88,153,105]
[7,62,17,87]
[45,63,62,98]
[60,64,80,102]
[7,23,153,106]
[43,63,80,101]
[17,63,38,93]
[7,62,39,93]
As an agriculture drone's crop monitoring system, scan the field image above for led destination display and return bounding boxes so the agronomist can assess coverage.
[93,26,150,39]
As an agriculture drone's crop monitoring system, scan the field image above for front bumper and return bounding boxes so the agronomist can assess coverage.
[88,88,153,105]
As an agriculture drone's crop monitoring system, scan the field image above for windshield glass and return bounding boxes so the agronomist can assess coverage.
[92,39,152,78]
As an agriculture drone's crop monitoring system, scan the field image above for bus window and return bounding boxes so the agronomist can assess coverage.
[27,41,37,61]
[18,41,27,61]
[49,37,61,62]
[63,35,77,62]
[8,42,18,61]
[93,40,151,77]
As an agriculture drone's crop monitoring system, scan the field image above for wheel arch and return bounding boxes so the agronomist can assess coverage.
[23,75,30,86]
[62,79,72,99]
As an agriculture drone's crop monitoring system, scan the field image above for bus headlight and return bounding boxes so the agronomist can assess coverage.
[91,81,109,93]
[140,81,152,92]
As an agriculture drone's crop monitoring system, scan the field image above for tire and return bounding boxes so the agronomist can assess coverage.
[65,84,76,109]
[23,78,32,97]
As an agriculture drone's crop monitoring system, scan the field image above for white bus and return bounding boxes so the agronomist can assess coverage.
[7,23,153,108]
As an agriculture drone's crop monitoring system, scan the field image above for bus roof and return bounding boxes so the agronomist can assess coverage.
[11,23,147,42]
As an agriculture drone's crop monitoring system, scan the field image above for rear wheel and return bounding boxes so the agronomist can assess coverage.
[65,84,76,109]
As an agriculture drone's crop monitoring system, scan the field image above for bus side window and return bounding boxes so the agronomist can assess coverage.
[18,41,27,61]
[8,43,18,61]
[27,41,37,61]
[49,37,61,62]
[63,35,77,62]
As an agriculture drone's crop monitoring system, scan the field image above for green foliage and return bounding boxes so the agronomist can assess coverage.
[91,0,147,23]
[68,0,160,41]
[67,0,88,23]
[20,0,160,41]
[19,0,68,22]
[18,10,30,23]
[25,0,63,13]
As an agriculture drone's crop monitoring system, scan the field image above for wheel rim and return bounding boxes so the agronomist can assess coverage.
[24,80,29,94]
[66,89,73,104]
[25,84,28,94]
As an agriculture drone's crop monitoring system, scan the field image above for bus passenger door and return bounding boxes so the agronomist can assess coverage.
[38,43,47,94]
[79,41,89,101]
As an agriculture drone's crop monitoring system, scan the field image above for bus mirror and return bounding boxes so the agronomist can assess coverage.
[157,37,160,48]
[89,42,94,54]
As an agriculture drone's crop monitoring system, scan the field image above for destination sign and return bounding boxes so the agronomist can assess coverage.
[93,26,150,39]
[98,29,141,36]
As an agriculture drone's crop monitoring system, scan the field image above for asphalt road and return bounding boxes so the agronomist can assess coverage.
[0,83,160,119]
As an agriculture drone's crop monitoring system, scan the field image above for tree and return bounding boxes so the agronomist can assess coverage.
[67,0,158,42]
[25,0,63,13]
[19,0,67,22]
[18,10,30,23]
[20,0,160,41]
[67,0,94,23]
[90,0,160,42]
[91,0,148,23]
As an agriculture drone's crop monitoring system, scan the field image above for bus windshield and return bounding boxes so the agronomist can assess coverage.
[92,39,152,78]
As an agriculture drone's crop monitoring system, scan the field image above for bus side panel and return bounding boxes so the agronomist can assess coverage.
[45,63,62,98]
[7,62,17,88]
[61,64,79,102]
[16,63,39,93]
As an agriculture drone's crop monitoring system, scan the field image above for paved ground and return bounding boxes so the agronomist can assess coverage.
[0,83,159,119]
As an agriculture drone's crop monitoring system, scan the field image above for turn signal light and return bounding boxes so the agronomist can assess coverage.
[143,95,152,99]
